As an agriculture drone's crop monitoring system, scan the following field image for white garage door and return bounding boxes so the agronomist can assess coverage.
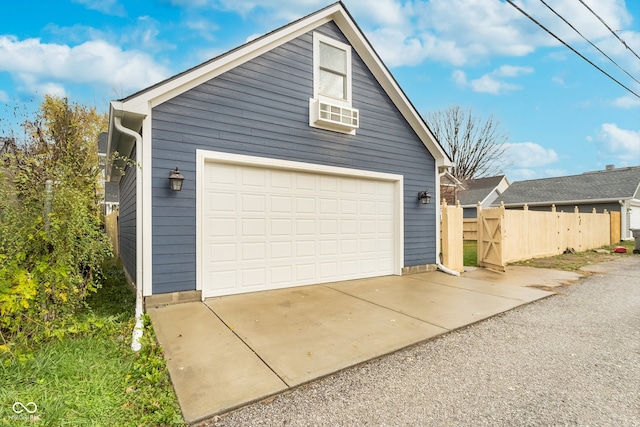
[201,160,398,298]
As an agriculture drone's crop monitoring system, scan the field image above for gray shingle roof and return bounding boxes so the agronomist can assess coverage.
[457,175,506,206]
[494,166,640,206]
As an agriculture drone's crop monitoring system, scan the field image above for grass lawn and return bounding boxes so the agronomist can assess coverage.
[463,239,636,270]
[463,240,478,267]
[511,239,637,271]
[0,260,185,427]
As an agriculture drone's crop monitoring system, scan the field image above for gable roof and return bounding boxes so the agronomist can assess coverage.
[107,1,451,178]
[457,175,508,206]
[494,166,640,207]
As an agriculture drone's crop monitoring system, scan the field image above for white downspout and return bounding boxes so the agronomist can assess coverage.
[113,116,144,352]
[436,166,460,276]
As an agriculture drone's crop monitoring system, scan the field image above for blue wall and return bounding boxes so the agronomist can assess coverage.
[119,147,137,283]
[150,22,436,294]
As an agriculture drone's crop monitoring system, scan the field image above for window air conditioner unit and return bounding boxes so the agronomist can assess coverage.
[310,99,359,134]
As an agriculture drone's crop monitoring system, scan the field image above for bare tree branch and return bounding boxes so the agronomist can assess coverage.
[426,106,510,180]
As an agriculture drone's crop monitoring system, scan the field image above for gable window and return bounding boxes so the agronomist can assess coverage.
[319,41,347,101]
[310,32,358,134]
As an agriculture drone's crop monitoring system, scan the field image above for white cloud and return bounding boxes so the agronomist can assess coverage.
[612,95,640,109]
[160,0,640,70]
[120,16,176,53]
[452,70,467,86]
[453,65,534,94]
[503,142,559,168]
[72,0,126,16]
[0,35,171,97]
[0,90,8,102]
[594,123,640,163]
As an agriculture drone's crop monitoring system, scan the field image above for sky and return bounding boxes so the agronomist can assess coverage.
[0,0,638,181]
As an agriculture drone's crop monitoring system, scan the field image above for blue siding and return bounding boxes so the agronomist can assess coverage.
[119,147,137,283]
[151,22,436,294]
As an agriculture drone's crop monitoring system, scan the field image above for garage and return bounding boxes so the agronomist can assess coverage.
[198,152,404,298]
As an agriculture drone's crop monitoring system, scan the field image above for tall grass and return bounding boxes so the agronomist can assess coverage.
[0,259,184,426]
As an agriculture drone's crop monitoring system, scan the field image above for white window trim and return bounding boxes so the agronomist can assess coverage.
[312,32,353,107]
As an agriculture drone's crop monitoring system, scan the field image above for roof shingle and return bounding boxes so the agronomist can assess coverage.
[494,166,640,206]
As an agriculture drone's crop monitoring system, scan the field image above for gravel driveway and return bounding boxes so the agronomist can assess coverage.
[206,257,640,427]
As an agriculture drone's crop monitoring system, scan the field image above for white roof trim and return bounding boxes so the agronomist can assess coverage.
[112,2,451,165]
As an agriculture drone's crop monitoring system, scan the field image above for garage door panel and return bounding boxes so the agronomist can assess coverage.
[270,219,292,236]
[202,161,398,297]
[241,218,265,237]
[209,270,237,291]
[296,240,316,257]
[271,265,292,284]
[320,176,338,191]
[271,171,292,188]
[320,262,338,278]
[295,174,314,190]
[241,168,265,186]
[341,239,357,254]
[211,243,237,261]
[270,241,292,259]
[241,194,265,212]
[296,197,316,213]
[296,264,316,281]
[320,198,337,214]
[241,267,265,285]
[320,219,338,234]
[341,219,358,234]
[209,192,236,212]
[341,260,358,276]
[360,200,376,215]
[271,195,292,212]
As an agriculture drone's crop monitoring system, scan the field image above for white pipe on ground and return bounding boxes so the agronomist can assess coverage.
[437,262,461,276]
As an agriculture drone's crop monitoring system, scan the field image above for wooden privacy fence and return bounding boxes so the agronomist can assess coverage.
[477,203,612,271]
[463,219,478,240]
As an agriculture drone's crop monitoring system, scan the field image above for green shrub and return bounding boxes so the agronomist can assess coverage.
[0,96,112,354]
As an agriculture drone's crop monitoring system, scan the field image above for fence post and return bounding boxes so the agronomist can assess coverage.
[441,199,464,273]
[609,210,620,244]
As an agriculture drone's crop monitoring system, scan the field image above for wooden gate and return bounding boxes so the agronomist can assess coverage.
[477,203,505,271]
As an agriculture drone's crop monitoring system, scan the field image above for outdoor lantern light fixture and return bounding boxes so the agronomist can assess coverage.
[418,190,431,205]
[169,166,185,191]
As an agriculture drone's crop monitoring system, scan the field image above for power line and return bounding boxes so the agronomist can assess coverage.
[577,0,640,62]
[539,0,640,86]
[505,0,640,99]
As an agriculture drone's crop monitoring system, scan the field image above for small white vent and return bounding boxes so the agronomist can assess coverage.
[310,99,359,134]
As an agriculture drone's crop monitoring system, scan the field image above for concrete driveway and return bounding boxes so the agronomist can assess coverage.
[147,268,576,424]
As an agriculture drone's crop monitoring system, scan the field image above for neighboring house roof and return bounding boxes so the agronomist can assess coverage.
[107,1,452,180]
[457,175,509,207]
[494,166,640,207]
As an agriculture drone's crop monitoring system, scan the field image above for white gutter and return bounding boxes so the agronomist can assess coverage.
[113,115,144,352]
